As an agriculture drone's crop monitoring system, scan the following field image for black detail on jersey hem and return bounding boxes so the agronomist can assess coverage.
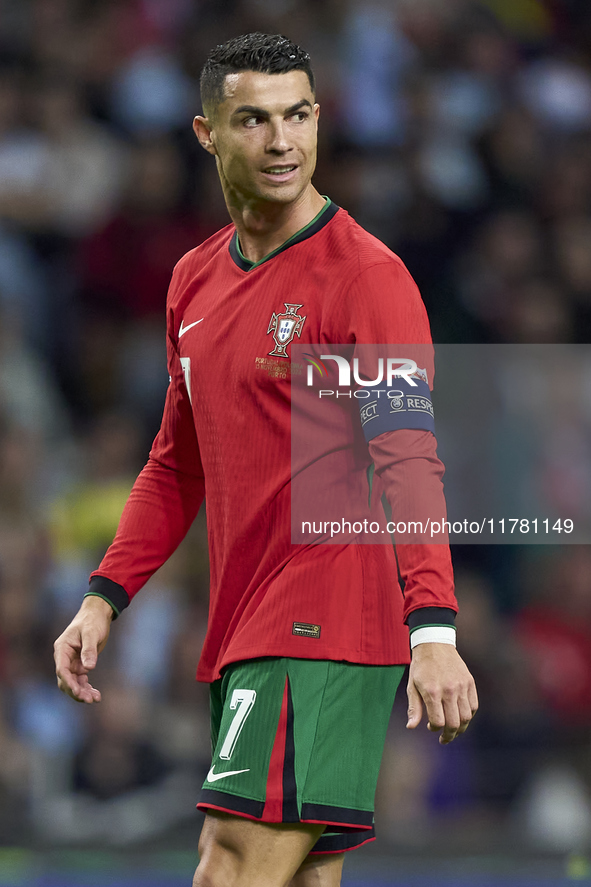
[282,678,299,821]
[229,201,340,272]
[301,803,374,828]
[292,622,321,639]
[407,607,456,630]
[310,828,376,854]
[86,576,130,616]
[198,789,264,819]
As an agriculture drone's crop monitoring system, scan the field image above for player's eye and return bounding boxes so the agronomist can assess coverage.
[290,111,308,122]
[243,116,263,127]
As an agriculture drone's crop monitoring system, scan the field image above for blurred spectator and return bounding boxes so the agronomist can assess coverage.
[500,278,572,343]
[538,136,591,222]
[73,686,169,801]
[32,76,129,236]
[0,67,50,230]
[455,209,548,334]
[479,106,545,207]
[511,549,591,852]
[340,3,414,147]
[76,136,210,424]
[0,72,127,236]
[515,548,591,728]
[110,46,195,135]
[0,229,51,355]
[0,309,70,439]
[47,412,143,613]
[519,56,591,133]
[78,136,210,321]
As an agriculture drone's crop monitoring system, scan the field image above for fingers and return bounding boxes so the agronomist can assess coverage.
[54,649,101,703]
[54,629,102,704]
[55,654,98,703]
[406,678,424,730]
[438,697,463,745]
[56,671,101,704]
[457,687,476,735]
[421,680,476,744]
[468,681,479,717]
[427,699,447,738]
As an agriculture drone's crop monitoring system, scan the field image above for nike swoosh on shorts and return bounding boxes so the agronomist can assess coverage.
[206,765,250,783]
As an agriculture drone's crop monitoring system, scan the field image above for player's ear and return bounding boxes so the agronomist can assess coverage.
[313,103,320,131]
[193,116,217,155]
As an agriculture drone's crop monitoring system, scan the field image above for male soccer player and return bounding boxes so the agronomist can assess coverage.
[54,33,477,887]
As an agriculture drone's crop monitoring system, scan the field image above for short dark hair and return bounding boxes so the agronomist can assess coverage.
[200,33,315,116]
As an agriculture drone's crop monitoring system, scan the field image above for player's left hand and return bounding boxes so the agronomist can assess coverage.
[406,643,478,744]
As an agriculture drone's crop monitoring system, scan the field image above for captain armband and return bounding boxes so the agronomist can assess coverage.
[358,371,435,442]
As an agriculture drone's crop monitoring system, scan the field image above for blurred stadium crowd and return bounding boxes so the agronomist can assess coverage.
[1,0,591,860]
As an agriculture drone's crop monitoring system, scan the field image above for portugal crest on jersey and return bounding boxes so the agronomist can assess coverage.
[266,303,306,358]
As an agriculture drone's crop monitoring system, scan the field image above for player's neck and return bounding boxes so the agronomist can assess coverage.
[226,187,326,264]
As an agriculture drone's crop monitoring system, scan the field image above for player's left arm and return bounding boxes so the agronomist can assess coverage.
[346,258,478,743]
[370,429,478,744]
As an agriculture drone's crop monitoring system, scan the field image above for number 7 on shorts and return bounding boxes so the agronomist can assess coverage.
[219,689,257,760]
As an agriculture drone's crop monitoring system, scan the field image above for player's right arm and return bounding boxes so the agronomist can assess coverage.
[54,296,205,702]
[86,324,205,611]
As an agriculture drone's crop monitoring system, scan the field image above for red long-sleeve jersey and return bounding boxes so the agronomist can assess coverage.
[89,200,457,682]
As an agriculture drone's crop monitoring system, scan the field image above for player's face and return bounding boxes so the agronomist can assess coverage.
[194,70,319,207]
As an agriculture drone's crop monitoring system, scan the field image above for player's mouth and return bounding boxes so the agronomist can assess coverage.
[261,164,298,182]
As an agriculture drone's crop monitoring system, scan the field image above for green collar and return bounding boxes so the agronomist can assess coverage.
[229,197,339,272]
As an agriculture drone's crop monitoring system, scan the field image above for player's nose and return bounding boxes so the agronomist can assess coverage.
[266,119,291,153]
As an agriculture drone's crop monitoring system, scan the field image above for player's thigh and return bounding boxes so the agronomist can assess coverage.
[289,852,345,887]
[195,809,326,887]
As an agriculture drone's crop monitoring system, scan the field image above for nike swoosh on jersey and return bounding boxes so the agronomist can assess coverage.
[206,765,250,783]
[178,318,204,338]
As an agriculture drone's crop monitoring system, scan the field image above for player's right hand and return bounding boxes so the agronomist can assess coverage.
[54,595,114,703]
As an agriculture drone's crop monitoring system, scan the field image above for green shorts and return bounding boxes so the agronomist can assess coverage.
[198,657,404,854]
